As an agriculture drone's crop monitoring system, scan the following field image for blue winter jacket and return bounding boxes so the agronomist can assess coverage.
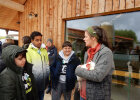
[50,53,81,91]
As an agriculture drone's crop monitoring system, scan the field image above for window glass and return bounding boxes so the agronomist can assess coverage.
[8,30,19,40]
[66,11,140,100]
[0,29,7,43]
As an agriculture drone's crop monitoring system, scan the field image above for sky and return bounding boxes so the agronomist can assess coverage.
[67,11,140,41]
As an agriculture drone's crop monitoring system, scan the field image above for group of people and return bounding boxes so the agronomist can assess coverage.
[0,26,115,100]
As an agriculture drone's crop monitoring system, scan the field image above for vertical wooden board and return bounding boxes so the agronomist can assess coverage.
[58,0,63,50]
[76,0,80,16]
[126,0,134,9]
[76,0,81,16]
[46,0,50,39]
[23,1,26,36]
[61,20,65,48]
[67,0,72,18]
[37,0,41,32]
[85,0,92,15]
[113,0,120,11]
[28,0,32,35]
[53,0,58,46]
[105,0,113,12]
[62,0,67,18]
[135,0,140,8]
[27,0,30,35]
[98,0,105,13]
[43,0,47,43]
[71,0,76,17]
[92,0,98,14]
[30,0,34,33]
[31,0,36,33]
[25,0,28,36]
[49,0,54,38]
[31,0,37,32]
[41,0,44,37]
[35,0,38,31]
[80,0,86,16]
[19,12,23,46]
[22,7,26,37]
[119,0,125,10]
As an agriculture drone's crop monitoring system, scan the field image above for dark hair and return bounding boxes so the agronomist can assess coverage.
[86,26,110,48]
[22,36,31,44]
[30,31,42,40]
[62,41,72,48]
[15,51,26,58]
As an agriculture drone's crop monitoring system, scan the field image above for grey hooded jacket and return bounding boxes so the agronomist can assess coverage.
[75,44,115,100]
[0,45,38,100]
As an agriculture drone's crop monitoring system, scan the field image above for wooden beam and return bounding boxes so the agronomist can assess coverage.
[0,0,24,12]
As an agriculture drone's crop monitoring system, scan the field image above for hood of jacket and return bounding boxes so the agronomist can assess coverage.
[0,56,6,73]
[1,45,27,74]
[59,50,74,62]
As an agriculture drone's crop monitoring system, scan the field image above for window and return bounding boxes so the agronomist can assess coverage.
[0,29,7,43]
[66,11,140,100]
[0,29,19,45]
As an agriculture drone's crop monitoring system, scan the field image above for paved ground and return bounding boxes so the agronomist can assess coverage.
[44,94,51,100]
[44,94,65,100]
[44,90,75,100]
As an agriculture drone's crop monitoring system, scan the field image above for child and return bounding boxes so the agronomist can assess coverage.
[51,41,81,100]
[0,45,39,100]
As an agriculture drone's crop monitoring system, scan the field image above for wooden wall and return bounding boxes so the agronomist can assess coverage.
[0,6,19,30]
[19,0,140,50]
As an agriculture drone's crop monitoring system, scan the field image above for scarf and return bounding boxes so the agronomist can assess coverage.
[86,43,101,70]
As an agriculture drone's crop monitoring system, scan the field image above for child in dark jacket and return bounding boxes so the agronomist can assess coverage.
[50,41,81,100]
[0,45,39,100]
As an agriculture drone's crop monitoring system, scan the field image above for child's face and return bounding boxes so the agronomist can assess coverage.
[14,54,26,67]
[62,46,72,56]
[32,36,42,48]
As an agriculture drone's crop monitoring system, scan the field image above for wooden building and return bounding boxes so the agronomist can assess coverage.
[0,0,140,50]
[1,0,140,100]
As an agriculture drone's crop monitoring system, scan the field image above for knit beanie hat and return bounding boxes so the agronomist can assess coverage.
[47,38,53,43]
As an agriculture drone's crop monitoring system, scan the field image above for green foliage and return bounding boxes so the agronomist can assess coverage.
[115,30,137,42]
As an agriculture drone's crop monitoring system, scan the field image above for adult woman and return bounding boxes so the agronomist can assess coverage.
[75,26,115,100]
[0,45,38,100]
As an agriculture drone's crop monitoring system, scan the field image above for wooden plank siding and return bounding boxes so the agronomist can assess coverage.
[19,0,140,50]
[49,0,54,39]
[57,0,63,49]
[135,0,140,8]
[80,0,86,16]
[120,0,126,10]
[105,0,113,12]
[71,0,76,17]
[62,0,67,18]
[53,0,58,46]
[85,0,92,15]
[126,0,135,9]
[67,0,72,18]
[92,0,99,14]
[98,0,105,13]
[76,0,81,16]
[113,0,120,11]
